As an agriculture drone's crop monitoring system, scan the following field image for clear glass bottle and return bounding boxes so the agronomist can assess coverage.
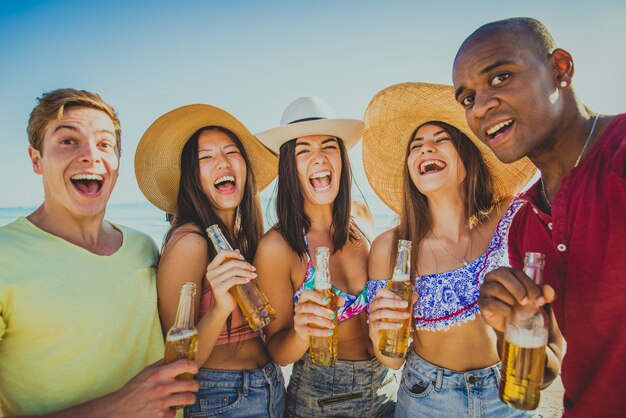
[499,252,549,410]
[379,239,413,358]
[308,246,339,366]
[206,224,276,331]
[164,282,199,380]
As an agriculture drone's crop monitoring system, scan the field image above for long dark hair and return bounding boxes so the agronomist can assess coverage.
[163,126,264,335]
[275,136,356,257]
[394,121,496,275]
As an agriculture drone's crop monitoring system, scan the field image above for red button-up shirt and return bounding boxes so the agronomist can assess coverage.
[508,114,626,418]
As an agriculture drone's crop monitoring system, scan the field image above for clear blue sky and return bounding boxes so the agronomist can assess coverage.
[1,0,624,208]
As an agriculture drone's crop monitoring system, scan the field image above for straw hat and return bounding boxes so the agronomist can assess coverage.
[256,96,364,154]
[135,104,278,214]
[362,82,535,213]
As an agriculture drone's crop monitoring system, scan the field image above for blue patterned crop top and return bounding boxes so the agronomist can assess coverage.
[293,235,369,322]
[367,199,522,331]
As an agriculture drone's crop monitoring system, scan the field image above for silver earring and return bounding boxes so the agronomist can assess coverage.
[560,80,568,88]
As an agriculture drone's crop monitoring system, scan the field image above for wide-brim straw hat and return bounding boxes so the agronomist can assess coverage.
[363,82,536,213]
[135,104,278,214]
[256,96,364,154]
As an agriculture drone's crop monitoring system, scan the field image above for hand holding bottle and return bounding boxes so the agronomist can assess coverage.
[479,266,555,333]
[205,248,256,315]
[293,289,337,341]
[368,288,412,344]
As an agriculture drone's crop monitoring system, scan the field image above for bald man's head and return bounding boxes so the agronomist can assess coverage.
[455,18,557,64]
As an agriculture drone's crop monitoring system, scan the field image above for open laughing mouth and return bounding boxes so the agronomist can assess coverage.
[214,174,236,193]
[71,173,104,196]
[485,119,514,142]
[309,170,332,192]
[419,159,447,175]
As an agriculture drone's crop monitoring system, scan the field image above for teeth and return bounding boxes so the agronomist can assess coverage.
[310,170,331,179]
[419,160,446,174]
[215,175,235,185]
[71,173,103,181]
[486,120,513,136]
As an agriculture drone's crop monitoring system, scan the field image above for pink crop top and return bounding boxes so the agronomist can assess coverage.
[198,285,260,345]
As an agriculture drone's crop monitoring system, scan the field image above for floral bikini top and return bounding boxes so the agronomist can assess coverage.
[293,235,369,322]
[366,199,522,331]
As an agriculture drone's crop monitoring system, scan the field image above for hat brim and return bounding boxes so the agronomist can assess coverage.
[135,104,278,214]
[256,119,364,155]
[362,82,536,214]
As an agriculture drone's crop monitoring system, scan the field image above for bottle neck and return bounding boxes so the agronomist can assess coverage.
[392,246,411,282]
[314,247,331,290]
[174,289,195,329]
[207,225,234,252]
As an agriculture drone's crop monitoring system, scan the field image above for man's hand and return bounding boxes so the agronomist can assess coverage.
[106,359,199,418]
[479,267,555,332]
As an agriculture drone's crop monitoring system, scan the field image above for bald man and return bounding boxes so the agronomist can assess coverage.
[453,18,625,417]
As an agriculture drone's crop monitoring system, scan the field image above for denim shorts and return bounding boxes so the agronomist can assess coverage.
[184,361,285,418]
[395,350,538,418]
[286,353,398,418]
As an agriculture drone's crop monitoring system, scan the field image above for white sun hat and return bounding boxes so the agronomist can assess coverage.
[255,96,364,155]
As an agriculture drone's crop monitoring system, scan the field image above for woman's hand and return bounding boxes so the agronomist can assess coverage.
[368,288,412,346]
[205,249,257,315]
[292,290,337,342]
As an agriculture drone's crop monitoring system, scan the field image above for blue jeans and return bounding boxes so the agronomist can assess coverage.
[286,353,397,417]
[184,361,285,418]
[395,350,538,418]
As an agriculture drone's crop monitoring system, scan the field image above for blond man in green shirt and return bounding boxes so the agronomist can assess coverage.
[0,88,198,417]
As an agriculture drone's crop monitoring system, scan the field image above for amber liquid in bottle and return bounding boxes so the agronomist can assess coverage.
[164,282,198,381]
[308,246,338,366]
[206,225,276,331]
[499,252,549,410]
[379,239,413,358]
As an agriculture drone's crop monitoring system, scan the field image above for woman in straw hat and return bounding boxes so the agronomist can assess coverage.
[363,83,562,417]
[254,97,397,417]
[135,104,285,417]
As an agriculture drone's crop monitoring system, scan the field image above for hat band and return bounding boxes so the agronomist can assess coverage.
[288,117,326,124]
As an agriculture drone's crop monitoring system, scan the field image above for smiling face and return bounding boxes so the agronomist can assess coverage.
[197,129,247,219]
[29,106,119,219]
[294,135,342,207]
[452,30,564,163]
[406,123,466,195]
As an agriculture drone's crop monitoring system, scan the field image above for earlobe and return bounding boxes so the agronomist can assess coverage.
[28,146,43,175]
[552,48,574,88]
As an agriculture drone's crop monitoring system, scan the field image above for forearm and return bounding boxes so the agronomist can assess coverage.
[194,306,232,365]
[267,328,310,365]
[369,331,406,370]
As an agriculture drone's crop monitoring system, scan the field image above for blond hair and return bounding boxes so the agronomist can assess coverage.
[28,88,122,155]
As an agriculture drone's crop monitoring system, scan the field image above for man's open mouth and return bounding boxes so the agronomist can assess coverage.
[486,119,514,140]
[71,173,104,195]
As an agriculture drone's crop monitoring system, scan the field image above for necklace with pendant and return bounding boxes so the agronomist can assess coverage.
[431,229,471,267]
[541,114,599,209]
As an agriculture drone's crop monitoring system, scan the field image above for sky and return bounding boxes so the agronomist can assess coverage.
[1,0,624,208]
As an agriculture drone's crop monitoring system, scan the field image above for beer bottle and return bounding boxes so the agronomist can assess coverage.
[309,246,338,366]
[206,224,276,331]
[499,252,549,410]
[379,239,413,358]
[164,282,198,380]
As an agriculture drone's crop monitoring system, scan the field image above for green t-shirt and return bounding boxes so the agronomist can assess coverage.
[0,217,165,416]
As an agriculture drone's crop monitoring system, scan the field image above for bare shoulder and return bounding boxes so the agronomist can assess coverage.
[162,223,208,258]
[369,228,398,280]
[256,228,294,257]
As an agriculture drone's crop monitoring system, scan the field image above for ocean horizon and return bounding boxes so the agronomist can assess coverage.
[0,194,398,247]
